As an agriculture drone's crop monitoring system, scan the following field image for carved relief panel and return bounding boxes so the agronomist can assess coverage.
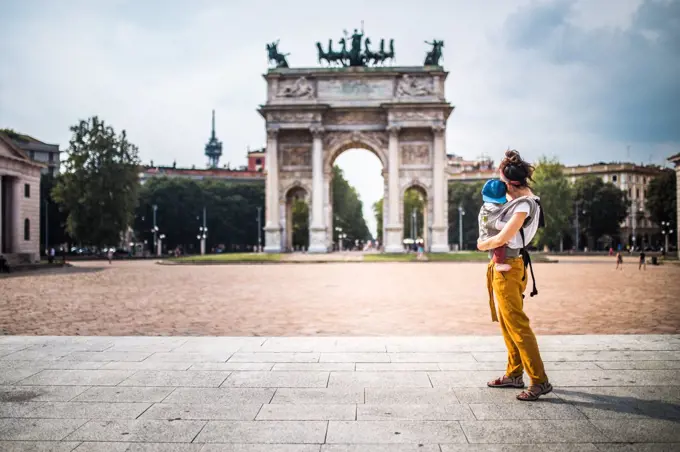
[266,111,321,124]
[278,130,312,145]
[389,110,444,123]
[400,144,430,165]
[395,74,435,98]
[281,145,312,167]
[276,77,315,99]
[324,110,386,126]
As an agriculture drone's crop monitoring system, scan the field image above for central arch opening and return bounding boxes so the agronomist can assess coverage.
[284,186,309,252]
[330,147,384,252]
[403,185,428,252]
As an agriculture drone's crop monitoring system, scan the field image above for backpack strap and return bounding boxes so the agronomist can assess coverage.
[520,229,539,297]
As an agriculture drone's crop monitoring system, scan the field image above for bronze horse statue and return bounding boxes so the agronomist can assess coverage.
[316,38,349,66]
[266,40,289,68]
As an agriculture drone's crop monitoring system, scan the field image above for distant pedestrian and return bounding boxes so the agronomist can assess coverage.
[615,252,623,270]
[107,248,114,264]
[61,247,67,264]
[639,251,646,271]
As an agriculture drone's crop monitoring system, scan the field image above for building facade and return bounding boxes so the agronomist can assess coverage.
[247,149,266,172]
[0,133,43,263]
[1,131,60,176]
[563,163,666,246]
[669,153,680,258]
[139,164,264,185]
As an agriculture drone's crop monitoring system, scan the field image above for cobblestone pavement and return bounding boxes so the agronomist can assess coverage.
[0,335,678,450]
[1,259,679,336]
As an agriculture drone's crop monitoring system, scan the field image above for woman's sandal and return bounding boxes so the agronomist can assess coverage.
[516,381,553,401]
[487,375,525,388]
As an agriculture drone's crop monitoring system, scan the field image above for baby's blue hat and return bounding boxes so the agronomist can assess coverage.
[482,179,507,204]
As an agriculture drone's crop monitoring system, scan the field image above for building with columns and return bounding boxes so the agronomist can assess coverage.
[259,66,453,254]
[564,163,666,246]
[0,132,43,263]
[669,153,680,258]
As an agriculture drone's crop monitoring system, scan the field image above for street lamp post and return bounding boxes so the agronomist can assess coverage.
[458,205,465,251]
[44,196,49,255]
[574,201,581,251]
[256,206,262,252]
[152,226,159,256]
[335,226,343,252]
[152,204,158,253]
[661,220,674,255]
[157,233,165,257]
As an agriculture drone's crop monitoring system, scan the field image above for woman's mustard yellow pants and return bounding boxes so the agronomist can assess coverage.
[486,256,548,384]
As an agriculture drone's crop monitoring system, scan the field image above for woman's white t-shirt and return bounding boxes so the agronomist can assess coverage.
[495,198,541,250]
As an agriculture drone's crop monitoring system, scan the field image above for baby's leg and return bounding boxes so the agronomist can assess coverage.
[493,247,511,272]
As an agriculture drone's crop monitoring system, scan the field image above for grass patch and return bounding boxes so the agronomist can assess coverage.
[426,252,490,262]
[364,253,417,262]
[173,253,282,263]
[364,252,490,262]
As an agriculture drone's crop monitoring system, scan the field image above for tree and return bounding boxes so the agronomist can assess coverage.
[372,198,384,243]
[448,181,484,250]
[402,188,426,240]
[40,173,70,252]
[532,157,573,250]
[332,165,371,244]
[52,117,141,248]
[134,177,265,252]
[573,176,629,248]
[291,199,309,249]
[646,169,677,227]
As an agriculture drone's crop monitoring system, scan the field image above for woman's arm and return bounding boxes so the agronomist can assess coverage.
[477,211,527,251]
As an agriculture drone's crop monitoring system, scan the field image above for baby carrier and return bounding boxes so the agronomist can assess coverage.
[482,196,545,297]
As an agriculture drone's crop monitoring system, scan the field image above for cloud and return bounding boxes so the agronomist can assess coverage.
[502,0,680,143]
[0,0,677,234]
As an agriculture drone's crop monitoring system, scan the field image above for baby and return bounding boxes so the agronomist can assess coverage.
[478,179,511,272]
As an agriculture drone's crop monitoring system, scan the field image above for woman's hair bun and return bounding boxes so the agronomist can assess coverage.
[504,149,521,164]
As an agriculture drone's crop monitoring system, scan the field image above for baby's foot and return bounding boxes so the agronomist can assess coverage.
[495,263,512,272]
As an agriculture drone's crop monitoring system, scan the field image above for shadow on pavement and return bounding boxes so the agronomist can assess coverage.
[0,265,107,279]
[556,389,680,421]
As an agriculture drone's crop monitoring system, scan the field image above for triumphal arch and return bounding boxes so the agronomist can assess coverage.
[260,34,453,253]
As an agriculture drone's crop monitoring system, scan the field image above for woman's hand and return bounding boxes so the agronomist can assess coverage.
[480,211,528,251]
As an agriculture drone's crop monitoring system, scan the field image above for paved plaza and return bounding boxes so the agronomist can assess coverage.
[1,259,679,336]
[0,334,679,451]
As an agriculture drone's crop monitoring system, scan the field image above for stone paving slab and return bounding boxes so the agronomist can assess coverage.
[0,335,678,450]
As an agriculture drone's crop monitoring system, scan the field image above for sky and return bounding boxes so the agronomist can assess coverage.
[1,0,678,236]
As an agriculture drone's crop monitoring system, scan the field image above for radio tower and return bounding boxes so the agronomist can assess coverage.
[204,109,223,168]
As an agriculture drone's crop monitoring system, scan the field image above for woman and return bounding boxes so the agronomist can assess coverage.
[477,150,552,401]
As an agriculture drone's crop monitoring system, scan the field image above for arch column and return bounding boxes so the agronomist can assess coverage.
[384,126,404,253]
[430,125,449,253]
[308,126,327,253]
[264,128,282,253]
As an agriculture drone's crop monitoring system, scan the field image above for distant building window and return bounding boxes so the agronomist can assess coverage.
[256,158,262,165]
[621,174,626,182]
[628,188,632,198]
[29,151,35,160]
[643,177,646,184]
[24,183,30,198]
[24,219,30,241]
[636,188,640,198]
[49,153,54,163]
[612,175,617,182]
